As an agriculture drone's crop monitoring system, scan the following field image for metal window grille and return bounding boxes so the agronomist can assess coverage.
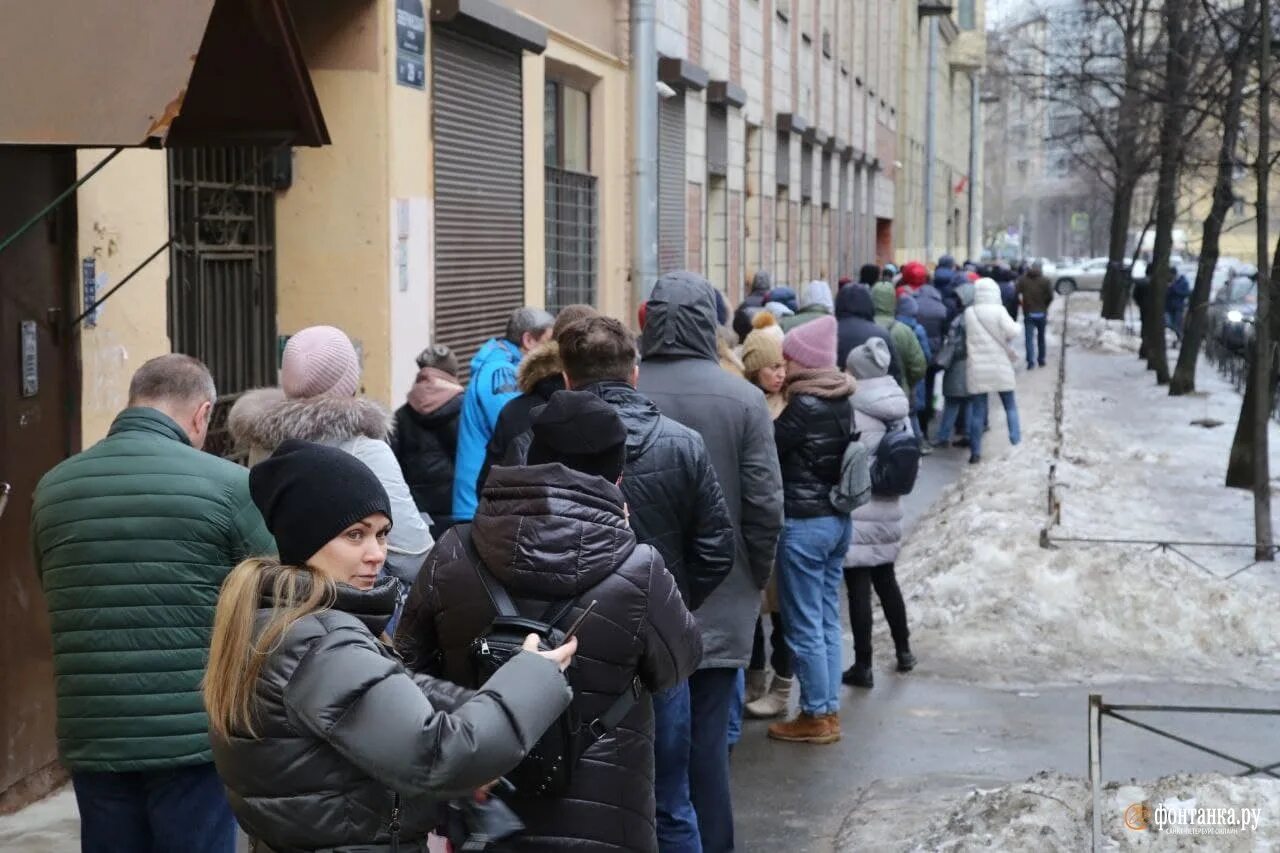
[545,165,597,311]
[168,146,278,456]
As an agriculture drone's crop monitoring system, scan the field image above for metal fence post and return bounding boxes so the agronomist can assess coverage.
[1089,694,1103,853]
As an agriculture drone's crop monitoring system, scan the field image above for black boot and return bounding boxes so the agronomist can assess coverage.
[842,664,874,688]
[896,650,917,673]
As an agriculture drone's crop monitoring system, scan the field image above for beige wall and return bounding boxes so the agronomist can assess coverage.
[502,0,625,58]
[75,149,170,445]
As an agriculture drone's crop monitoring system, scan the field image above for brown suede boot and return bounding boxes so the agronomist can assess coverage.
[823,712,841,738]
[767,712,840,745]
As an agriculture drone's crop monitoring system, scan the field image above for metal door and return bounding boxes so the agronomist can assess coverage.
[658,92,687,273]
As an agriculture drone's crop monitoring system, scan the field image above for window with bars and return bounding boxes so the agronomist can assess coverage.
[544,80,597,311]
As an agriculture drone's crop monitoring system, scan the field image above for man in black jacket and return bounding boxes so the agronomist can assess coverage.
[835,282,903,384]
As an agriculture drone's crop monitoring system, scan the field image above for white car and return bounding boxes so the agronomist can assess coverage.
[1053,257,1110,294]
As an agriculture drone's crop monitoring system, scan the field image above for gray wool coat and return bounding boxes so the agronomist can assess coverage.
[638,271,785,670]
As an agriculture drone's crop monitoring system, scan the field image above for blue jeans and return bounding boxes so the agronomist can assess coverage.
[1025,313,1048,367]
[688,667,739,853]
[72,763,236,853]
[967,392,1021,458]
[778,515,853,716]
[654,681,701,853]
[727,669,745,747]
[935,396,967,443]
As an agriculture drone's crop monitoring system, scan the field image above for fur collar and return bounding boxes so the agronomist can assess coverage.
[518,341,564,394]
[228,387,393,452]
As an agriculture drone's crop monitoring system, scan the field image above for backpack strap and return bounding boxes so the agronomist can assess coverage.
[584,676,644,741]
[455,523,519,618]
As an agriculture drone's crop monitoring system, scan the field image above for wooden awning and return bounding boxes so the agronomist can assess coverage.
[0,0,328,147]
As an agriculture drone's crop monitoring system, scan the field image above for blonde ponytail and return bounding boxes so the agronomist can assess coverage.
[204,558,336,740]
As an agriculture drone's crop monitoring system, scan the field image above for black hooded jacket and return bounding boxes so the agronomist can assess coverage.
[396,464,702,852]
[393,395,462,535]
[836,283,903,379]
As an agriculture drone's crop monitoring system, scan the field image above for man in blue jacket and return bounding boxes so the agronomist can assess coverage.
[452,306,555,521]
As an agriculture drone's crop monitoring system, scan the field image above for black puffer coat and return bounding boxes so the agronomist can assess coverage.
[211,578,572,853]
[836,284,902,381]
[480,342,566,493]
[393,394,462,537]
[774,371,855,518]
[396,464,702,852]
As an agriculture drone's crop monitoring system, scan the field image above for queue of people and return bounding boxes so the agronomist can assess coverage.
[29,258,1036,853]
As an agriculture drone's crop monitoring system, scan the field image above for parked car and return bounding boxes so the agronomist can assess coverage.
[1207,273,1258,353]
[1053,257,1110,294]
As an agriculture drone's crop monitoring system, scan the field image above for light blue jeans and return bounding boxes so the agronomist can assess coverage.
[778,515,853,716]
[967,391,1021,458]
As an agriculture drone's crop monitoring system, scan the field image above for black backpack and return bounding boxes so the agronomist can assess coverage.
[456,525,641,798]
[870,423,921,497]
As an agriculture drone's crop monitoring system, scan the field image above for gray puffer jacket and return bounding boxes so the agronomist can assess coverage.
[228,389,433,584]
[845,376,910,568]
[212,577,571,852]
[638,271,785,670]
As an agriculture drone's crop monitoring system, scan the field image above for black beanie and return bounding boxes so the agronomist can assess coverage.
[526,391,627,483]
[858,264,881,286]
[249,439,392,566]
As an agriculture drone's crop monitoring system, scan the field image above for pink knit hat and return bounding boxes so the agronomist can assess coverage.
[782,315,838,370]
[280,326,361,399]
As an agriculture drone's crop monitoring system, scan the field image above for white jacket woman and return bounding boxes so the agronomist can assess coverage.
[964,278,1022,394]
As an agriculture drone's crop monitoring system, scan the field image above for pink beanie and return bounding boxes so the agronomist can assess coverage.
[782,315,838,370]
[280,326,361,399]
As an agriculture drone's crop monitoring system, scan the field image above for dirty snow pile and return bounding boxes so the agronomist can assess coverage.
[894,297,1280,688]
[842,772,1280,852]
[1064,294,1141,355]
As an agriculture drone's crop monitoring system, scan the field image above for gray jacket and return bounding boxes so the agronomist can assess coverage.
[229,389,433,584]
[845,376,909,568]
[212,578,571,852]
[638,271,785,669]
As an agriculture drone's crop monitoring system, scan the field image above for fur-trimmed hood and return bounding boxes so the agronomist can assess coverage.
[228,387,394,453]
[517,340,564,395]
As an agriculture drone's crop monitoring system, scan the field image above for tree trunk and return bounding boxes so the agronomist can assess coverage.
[1101,179,1137,320]
[1227,234,1280,490]
[1171,0,1255,395]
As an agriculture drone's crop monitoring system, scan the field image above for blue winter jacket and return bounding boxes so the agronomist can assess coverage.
[452,338,523,521]
[896,313,933,412]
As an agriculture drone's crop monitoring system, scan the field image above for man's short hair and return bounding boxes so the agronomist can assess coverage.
[506,307,556,344]
[128,354,217,407]
[552,304,599,340]
[558,316,639,386]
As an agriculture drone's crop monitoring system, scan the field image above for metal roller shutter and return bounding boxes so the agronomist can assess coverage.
[432,29,524,376]
[658,92,686,273]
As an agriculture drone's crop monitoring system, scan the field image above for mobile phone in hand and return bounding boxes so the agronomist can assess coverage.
[561,599,597,643]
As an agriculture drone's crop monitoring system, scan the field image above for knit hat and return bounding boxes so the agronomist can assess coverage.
[280,326,361,399]
[741,327,785,376]
[527,390,628,483]
[800,280,835,312]
[250,439,391,567]
[897,293,919,318]
[881,263,899,280]
[768,286,799,313]
[846,337,892,380]
[782,314,838,369]
[901,261,929,289]
[415,344,458,377]
[858,264,881,286]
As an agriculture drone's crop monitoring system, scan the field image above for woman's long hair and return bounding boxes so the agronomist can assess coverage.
[204,558,336,740]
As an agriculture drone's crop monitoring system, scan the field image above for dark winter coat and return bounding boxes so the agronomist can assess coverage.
[213,577,572,853]
[637,271,784,670]
[396,464,702,852]
[915,284,951,356]
[31,408,274,772]
[499,380,736,611]
[941,315,970,399]
[835,283,903,383]
[1017,272,1055,315]
[393,392,462,538]
[774,372,855,518]
[733,270,773,342]
[480,341,566,496]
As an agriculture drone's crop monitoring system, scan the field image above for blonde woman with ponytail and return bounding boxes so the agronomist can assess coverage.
[206,439,574,852]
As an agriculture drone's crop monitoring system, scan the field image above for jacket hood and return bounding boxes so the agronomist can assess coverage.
[406,367,463,416]
[835,282,876,321]
[517,340,565,395]
[228,387,393,452]
[973,278,1002,307]
[897,294,919,319]
[639,271,720,362]
[871,282,898,317]
[852,375,910,423]
[958,283,977,307]
[800,280,835,312]
[472,463,637,598]
[768,286,799,313]
[750,270,773,293]
[471,337,519,373]
[919,284,944,302]
[582,381,663,462]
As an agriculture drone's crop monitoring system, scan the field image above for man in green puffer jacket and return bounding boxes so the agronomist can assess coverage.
[872,281,928,395]
[31,354,273,853]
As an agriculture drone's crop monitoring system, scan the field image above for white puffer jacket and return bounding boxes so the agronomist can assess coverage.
[964,279,1021,394]
[845,375,910,568]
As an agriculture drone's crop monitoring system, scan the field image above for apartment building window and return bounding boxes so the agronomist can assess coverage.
[545,80,597,311]
[958,0,976,30]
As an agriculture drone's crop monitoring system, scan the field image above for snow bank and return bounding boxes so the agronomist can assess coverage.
[1064,294,1142,355]
[844,772,1280,852]
[895,296,1280,688]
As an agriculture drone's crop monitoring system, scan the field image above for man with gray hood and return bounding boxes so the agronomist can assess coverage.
[780,280,835,332]
[639,271,784,853]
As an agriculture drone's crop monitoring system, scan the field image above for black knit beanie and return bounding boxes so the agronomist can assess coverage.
[249,439,392,566]
[527,391,627,483]
[858,264,881,286]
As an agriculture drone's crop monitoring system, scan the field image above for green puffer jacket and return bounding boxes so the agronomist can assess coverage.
[31,407,274,772]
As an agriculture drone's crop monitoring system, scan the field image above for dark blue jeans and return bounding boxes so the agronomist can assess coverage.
[688,667,739,853]
[72,763,236,853]
[1024,313,1048,367]
[654,681,701,853]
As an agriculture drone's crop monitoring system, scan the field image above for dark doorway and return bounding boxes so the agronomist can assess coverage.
[0,147,79,811]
